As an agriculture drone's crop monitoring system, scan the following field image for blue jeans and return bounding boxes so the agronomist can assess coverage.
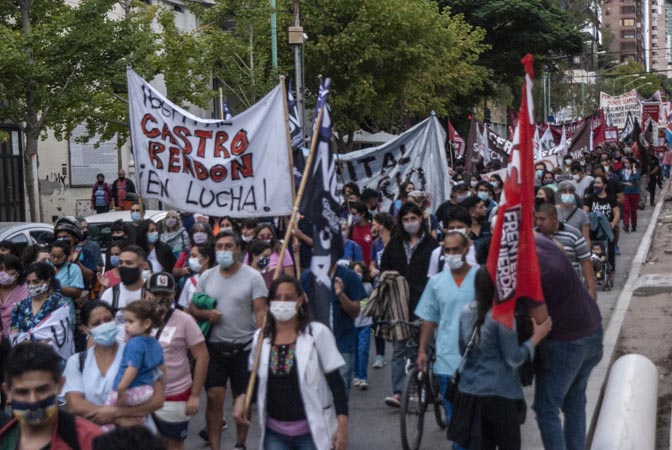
[264,428,317,450]
[533,328,603,450]
[339,351,355,393]
[354,325,371,381]
[436,374,467,450]
[391,339,418,394]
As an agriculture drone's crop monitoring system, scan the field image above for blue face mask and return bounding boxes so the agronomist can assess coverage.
[109,255,121,267]
[131,212,141,222]
[147,232,159,244]
[216,251,235,269]
[477,192,489,201]
[561,193,575,205]
[90,321,118,347]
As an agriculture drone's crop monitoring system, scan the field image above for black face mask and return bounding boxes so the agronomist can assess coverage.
[119,266,141,285]
[535,197,545,206]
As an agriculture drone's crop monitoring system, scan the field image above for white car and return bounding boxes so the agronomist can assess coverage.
[84,210,168,251]
[0,222,55,252]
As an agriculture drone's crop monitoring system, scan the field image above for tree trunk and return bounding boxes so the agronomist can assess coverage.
[23,127,42,222]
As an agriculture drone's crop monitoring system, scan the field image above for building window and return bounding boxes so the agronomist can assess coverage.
[620,18,635,26]
[621,6,636,14]
[621,30,636,38]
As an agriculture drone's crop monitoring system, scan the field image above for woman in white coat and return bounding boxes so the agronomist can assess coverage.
[233,275,349,450]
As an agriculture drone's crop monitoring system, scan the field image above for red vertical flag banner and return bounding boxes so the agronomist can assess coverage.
[486,54,544,328]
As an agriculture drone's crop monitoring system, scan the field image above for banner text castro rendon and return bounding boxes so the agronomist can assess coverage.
[127,69,293,217]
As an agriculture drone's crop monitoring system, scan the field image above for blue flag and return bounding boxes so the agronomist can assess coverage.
[299,78,342,327]
[222,99,233,120]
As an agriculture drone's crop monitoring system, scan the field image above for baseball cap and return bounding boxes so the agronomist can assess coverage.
[147,272,176,293]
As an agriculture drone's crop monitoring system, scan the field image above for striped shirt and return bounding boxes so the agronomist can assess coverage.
[536,223,590,278]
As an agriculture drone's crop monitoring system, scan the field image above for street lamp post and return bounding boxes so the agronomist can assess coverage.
[611,75,643,95]
[630,81,653,93]
[623,77,647,94]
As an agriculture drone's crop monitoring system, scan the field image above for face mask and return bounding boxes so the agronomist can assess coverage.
[142,270,152,283]
[456,192,470,203]
[221,226,233,233]
[119,266,141,285]
[109,255,121,267]
[490,181,498,188]
[624,163,631,169]
[91,321,119,347]
[12,394,58,427]
[594,186,604,194]
[470,180,478,188]
[534,197,545,206]
[572,174,580,181]
[542,179,553,186]
[443,254,464,271]
[0,271,17,286]
[403,220,421,235]
[131,212,141,222]
[350,215,361,225]
[269,301,298,322]
[147,232,159,244]
[560,193,575,205]
[257,256,270,270]
[602,165,609,173]
[456,167,464,174]
[27,283,49,298]
[216,251,235,269]
[188,257,203,273]
[192,232,208,245]
[166,218,178,228]
[564,159,572,166]
[242,234,253,243]
[535,169,544,178]
[477,192,489,201]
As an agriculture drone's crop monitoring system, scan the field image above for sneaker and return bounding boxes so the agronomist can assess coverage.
[222,418,228,431]
[615,246,621,255]
[353,378,362,387]
[198,428,210,443]
[632,225,637,232]
[359,380,369,390]
[623,224,629,232]
[385,394,401,408]
[234,445,246,450]
[373,355,385,368]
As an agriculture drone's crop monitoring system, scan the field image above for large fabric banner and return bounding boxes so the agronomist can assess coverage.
[10,304,74,361]
[599,90,643,129]
[127,69,293,217]
[338,116,451,211]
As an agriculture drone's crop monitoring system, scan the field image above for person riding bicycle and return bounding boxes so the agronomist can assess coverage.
[415,231,477,433]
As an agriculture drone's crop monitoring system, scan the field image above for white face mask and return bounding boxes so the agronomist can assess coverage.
[403,220,421,235]
[242,234,253,243]
[269,301,298,322]
[27,282,49,298]
[443,254,464,271]
[188,257,203,273]
[572,174,580,181]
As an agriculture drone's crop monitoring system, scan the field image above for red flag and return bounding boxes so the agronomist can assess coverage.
[486,54,544,329]
[448,119,465,159]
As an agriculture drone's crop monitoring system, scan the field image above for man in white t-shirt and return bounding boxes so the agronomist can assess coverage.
[101,244,148,313]
[427,206,477,277]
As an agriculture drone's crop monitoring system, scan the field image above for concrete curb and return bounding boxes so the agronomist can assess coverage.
[585,186,668,445]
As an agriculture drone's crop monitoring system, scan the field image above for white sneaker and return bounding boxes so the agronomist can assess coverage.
[353,378,362,387]
[359,380,368,390]
[373,355,385,368]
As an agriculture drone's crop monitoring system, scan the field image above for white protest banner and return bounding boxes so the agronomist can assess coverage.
[599,90,643,129]
[127,69,293,217]
[338,115,450,210]
[10,304,74,361]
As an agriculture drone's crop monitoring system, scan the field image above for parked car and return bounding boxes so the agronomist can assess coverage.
[84,210,167,251]
[0,222,55,254]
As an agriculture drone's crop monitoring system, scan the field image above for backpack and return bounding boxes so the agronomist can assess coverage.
[110,284,145,313]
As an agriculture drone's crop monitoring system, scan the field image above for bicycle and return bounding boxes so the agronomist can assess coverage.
[374,320,448,450]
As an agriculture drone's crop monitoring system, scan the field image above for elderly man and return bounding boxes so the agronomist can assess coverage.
[535,203,596,300]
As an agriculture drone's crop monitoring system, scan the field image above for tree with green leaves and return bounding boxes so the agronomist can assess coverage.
[439,0,584,90]
[301,0,491,151]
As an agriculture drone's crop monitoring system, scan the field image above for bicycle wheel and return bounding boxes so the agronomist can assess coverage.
[400,368,427,450]
[430,373,448,429]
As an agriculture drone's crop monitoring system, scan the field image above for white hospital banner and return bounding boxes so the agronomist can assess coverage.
[10,304,74,361]
[599,90,643,130]
[339,116,451,210]
[127,69,293,217]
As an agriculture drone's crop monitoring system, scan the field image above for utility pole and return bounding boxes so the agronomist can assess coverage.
[288,0,305,137]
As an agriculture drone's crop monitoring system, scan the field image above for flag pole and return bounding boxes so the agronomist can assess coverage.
[244,105,326,413]
[280,76,302,276]
[218,88,225,120]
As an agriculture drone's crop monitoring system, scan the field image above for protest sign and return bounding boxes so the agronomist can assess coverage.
[338,116,451,211]
[599,90,642,129]
[127,69,293,217]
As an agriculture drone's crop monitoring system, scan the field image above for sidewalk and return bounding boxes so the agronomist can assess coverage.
[520,192,663,449]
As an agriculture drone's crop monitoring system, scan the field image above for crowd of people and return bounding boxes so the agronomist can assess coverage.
[0,140,667,450]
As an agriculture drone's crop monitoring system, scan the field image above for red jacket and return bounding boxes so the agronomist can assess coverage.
[0,411,103,450]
